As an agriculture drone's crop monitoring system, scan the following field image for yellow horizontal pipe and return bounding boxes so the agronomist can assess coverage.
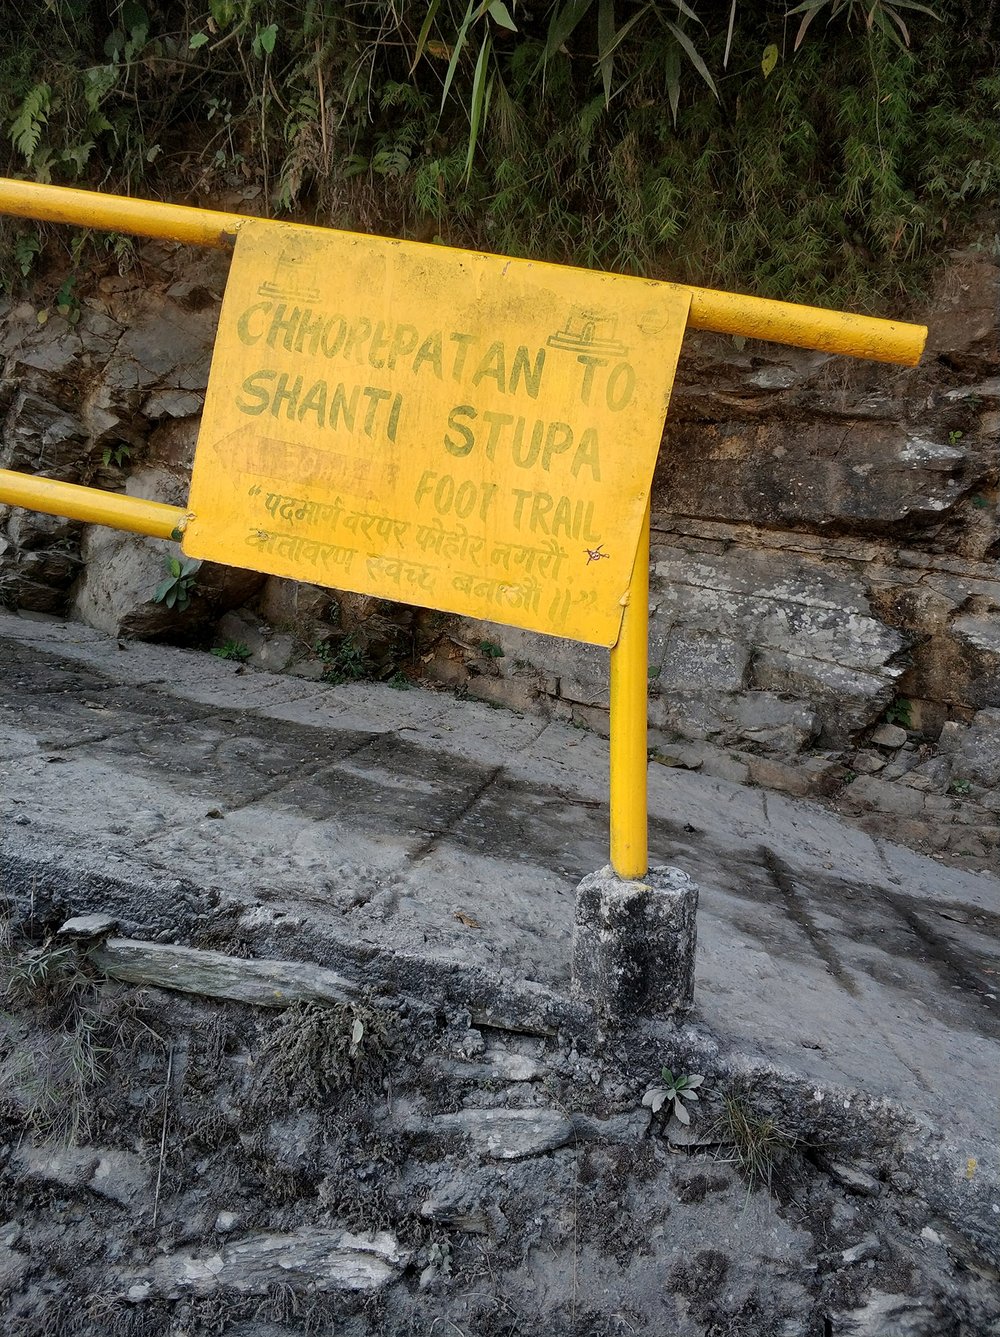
[0,177,243,250]
[0,469,187,540]
[0,178,926,366]
[685,287,923,366]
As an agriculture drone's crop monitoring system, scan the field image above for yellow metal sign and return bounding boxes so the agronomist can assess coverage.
[184,219,690,646]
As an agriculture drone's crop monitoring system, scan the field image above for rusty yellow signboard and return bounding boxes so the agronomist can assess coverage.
[184,219,689,646]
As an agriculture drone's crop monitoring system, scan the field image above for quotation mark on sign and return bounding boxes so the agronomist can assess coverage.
[248,485,262,496]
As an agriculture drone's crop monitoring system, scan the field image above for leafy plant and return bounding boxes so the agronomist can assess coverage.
[52,274,80,323]
[152,555,201,613]
[0,0,992,311]
[103,232,136,275]
[9,81,51,166]
[12,231,41,278]
[479,639,504,658]
[316,635,373,684]
[948,777,972,796]
[642,1066,704,1124]
[789,0,938,52]
[252,22,279,59]
[211,639,252,662]
[101,443,132,468]
[885,697,913,728]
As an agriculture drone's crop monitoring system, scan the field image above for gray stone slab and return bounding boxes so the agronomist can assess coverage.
[0,608,998,1226]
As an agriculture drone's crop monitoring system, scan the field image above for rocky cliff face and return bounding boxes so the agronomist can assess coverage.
[429,248,1000,854]
[1,239,997,861]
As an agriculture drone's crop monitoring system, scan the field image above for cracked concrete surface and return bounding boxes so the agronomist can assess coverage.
[1,609,998,1251]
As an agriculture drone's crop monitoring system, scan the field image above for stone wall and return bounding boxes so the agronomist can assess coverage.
[1,238,997,824]
[0,245,263,636]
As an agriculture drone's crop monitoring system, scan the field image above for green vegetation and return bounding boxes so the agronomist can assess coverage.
[716,1089,795,1192]
[210,637,252,661]
[152,554,201,612]
[0,3,996,307]
[642,1065,705,1124]
[101,442,132,468]
[885,696,913,728]
[315,633,373,683]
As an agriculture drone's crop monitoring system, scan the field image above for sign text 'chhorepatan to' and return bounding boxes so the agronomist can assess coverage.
[184,219,690,646]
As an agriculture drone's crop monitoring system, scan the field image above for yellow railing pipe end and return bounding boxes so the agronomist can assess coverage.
[0,469,188,541]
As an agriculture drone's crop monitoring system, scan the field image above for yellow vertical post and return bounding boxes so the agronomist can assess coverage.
[609,496,651,879]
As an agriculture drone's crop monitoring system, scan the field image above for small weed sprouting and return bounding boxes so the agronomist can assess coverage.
[211,639,252,663]
[13,231,41,278]
[10,990,166,1147]
[4,940,80,1008]
[153,556,201,613]
[948,429,964,446]
[420,1238,453,1287]
[716,1091,794,1194]
[479,640,504,659]
[386,670,410,690]
[53,273,81,325]
[101,443,132,468]
[885,697,913,729]
[103,231,136,275]
[949,777,973,796]
[315,636,372,685]
[642,1067,705,1125]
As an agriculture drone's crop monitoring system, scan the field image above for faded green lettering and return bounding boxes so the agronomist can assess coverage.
[571,427,601,480]
[270,372,302,418]
[541,422,572,470]
[237,302,270,346]
[414,331,443,378]
[444,405,476,456]
[472,340,506,392]
[297,379,328,427]
[510,346,545,398]
[236,369,275,415]
[329,383,360,431]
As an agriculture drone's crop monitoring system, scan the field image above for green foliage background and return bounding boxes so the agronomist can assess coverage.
[0,1,998,310]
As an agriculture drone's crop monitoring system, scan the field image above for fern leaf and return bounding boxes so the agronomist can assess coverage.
[9,83,51,164]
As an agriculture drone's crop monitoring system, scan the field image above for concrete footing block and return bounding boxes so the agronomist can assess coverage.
[571,864,698,1019]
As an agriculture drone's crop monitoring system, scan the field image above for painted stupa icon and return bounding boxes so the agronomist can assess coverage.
[257,246,322,303]
[547,310,629,356]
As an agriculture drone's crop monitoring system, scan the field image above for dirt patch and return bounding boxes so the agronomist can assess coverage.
[0,905,996,1337]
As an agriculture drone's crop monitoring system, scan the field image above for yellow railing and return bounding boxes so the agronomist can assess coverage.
[0,178,928,880]
[0,469,187,539]
[0,178,926,366]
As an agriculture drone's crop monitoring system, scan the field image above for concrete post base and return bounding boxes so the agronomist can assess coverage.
[571,864,698,1020]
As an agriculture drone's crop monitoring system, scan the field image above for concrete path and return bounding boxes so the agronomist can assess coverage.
[1,609,998,1233]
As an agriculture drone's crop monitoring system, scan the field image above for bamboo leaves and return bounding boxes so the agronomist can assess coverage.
[788,0,939,53]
